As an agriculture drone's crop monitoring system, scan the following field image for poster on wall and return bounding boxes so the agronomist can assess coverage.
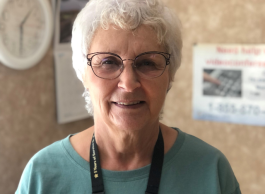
[193,44,265,126]
[53,0,90,124]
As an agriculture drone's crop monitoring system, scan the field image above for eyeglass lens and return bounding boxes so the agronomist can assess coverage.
[90,53,167,79]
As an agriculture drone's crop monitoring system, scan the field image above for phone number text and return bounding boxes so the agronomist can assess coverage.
[208,103,265,116]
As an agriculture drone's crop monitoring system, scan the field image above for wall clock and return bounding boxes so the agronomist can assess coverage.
[0,0,53,70]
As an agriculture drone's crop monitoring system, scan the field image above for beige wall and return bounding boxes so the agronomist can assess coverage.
[0,0,264,193]
[0,48,94,194]
[162,0,265,193]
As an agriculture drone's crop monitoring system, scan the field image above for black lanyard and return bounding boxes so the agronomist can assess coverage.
[89,128,164,194]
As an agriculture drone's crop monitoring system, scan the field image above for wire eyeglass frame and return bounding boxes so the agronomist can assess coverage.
[86,51,171,80]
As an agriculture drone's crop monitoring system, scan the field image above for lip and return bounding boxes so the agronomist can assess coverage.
[112,101,145,109]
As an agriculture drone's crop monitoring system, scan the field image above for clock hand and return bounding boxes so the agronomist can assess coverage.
[19,9,33,56]
[20,9,33,27]
[19,25,23,56]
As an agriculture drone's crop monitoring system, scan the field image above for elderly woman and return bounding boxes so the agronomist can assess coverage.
[16,0,241,193]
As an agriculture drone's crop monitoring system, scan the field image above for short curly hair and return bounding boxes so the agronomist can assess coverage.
[71,0,182,116]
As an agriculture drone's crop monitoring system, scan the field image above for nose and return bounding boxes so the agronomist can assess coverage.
[117,60,141,92]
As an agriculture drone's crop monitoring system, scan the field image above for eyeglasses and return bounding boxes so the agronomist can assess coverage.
[87,51,170,79]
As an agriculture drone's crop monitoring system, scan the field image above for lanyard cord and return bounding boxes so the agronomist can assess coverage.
[90,133,105,194]
[89,128,164,194]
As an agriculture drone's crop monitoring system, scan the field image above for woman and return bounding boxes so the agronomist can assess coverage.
[16,0,241,193]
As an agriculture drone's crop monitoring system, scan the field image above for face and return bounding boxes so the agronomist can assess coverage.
[83,25,170,131]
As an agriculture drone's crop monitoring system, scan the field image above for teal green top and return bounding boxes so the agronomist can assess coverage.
[16,128,241,194]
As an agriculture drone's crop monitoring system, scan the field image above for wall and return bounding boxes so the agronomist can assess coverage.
[0,48,94,194]
[0,0,264,193]
[162,0,265,193]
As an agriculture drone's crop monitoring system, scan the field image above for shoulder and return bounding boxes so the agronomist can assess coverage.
[170,128,241,194]
[177,128,225,158]
[16,136,71,193]
[30,137,69,165]
[182,131,236,178]
[20,137,70,176]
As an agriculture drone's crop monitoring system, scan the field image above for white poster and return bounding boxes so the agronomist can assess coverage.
[193,44,265,126]
[53,0,90,124]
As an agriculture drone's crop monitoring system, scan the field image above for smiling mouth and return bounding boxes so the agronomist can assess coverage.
[113,101,145,106]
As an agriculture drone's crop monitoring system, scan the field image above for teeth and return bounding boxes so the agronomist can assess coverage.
[116,101,141,105]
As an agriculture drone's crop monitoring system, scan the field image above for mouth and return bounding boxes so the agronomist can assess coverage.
[112,101,145,108]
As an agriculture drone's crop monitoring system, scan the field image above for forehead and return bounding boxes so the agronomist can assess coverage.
[89,25,165,55]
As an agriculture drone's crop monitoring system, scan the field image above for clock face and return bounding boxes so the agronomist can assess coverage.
[0,0,53,70]
[0,0,46,58]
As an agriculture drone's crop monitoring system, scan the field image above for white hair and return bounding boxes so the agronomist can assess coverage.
[71,0,182,116]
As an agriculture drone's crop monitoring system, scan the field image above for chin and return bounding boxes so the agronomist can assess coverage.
[115,119,145,131]
[111,114,158,132]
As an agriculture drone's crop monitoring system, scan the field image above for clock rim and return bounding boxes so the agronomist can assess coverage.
[0,0,53,70]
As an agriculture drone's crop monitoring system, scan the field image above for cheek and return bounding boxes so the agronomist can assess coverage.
[154,75,169,110]
[86,79,117,112]
[145,81,168,112]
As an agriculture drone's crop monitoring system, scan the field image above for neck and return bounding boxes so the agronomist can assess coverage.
[93,121,160,171]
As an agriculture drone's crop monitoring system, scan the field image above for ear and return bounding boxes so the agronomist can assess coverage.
[82,71,90,90]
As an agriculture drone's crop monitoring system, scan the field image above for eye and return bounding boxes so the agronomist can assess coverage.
[101,57,118,65]
[136,59,159,71]
[101,57,121,69]
[92,55,122,70]
[139,60,156,67]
